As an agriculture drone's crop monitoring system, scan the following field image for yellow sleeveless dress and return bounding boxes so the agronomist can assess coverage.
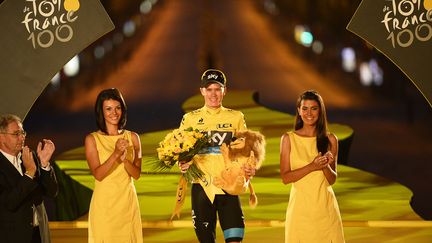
[88,131,143,243]
[285,132,344,243]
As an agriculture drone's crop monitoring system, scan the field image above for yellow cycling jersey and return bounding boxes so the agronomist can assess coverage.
[180,105,247,202]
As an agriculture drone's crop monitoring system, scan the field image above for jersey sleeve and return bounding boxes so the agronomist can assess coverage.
[237,111,247,131]
[179,113,190,129]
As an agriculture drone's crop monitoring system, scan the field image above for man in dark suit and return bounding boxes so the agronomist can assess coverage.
[0,114,58,243]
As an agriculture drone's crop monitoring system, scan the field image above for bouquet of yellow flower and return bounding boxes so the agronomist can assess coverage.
[155,127,209,182]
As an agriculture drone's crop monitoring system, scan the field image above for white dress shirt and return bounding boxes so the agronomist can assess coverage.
[0,150,23,175]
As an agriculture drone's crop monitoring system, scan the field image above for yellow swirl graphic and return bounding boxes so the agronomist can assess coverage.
[64,0,80,12]
[424,0,432,11]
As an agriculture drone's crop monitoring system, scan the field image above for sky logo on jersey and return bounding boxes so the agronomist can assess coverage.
[208,131,233,146]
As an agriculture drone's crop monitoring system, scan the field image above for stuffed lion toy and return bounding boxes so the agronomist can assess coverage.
[213,130,265,208]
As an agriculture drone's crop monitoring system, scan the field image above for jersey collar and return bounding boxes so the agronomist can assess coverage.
[203,105,224,115]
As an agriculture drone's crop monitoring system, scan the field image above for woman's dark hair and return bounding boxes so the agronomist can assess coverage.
[294,90,329,154]
[94,88,127,133]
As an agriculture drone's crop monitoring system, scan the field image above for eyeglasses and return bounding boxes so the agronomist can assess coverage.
[0,130,27,137]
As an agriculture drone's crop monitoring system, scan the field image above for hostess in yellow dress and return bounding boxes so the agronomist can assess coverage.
[88,131,143,243]
[285,131,344,243]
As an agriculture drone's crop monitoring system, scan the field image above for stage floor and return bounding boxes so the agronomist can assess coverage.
[52,91,432,242]
[49,220,432,243]
[49,165,432,242]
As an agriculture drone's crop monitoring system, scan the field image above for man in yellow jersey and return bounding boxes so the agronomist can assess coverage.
[179,69,256,243]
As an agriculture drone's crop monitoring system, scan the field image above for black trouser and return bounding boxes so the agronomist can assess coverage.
[32,226,41,243]
[191,184,245,243]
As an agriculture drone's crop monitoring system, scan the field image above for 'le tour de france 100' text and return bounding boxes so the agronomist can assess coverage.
[21,0,78,49]
[381,0,432,48]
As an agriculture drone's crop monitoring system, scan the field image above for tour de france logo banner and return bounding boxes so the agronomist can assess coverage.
[347,0,432,107]
[0,0,114,119]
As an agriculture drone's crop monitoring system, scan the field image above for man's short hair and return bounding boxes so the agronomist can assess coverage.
[0,114,21,132]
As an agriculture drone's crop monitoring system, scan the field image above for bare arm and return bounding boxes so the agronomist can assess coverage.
[280,133,328,184]
[123,132,142,180]
[322,133,338,185]
[85,134,123,181]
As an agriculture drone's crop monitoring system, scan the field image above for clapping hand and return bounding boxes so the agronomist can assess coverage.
[37,139,55,167]
[115,138,130,162]
[22,146,36,175]
[311,152,329,170]
[324,151,335,165]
